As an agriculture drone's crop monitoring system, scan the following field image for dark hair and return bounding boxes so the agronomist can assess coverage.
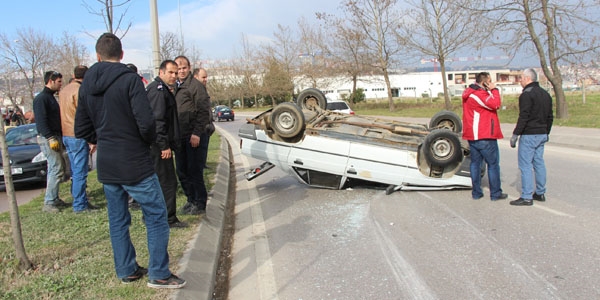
[174,55,190,67]
[44,71,62,84]
[95,33,123,61]
[126,63,138,73]
[475,72,490,84]
[73,65,88,79]
[159,60,177,71]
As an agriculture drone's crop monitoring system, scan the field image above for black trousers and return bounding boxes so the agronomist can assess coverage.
[175,135,208,210]
[151,145,179,223]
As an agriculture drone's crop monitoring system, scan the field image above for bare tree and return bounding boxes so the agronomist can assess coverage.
[160,31,184,61]
[317,12,376,104]
[54,32,90,78]
[260,24,300,99]
[486,0,600,119]
[0,28,56,106]
[398,0,484,110]
[232,34,262,108]
[341,0,404,111]
[82,0,133,39]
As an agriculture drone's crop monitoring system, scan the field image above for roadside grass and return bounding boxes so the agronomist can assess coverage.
[0,134,221,299]
[235,91,600,128]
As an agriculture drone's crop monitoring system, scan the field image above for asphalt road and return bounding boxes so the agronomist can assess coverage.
[0,182,45,213]
[219,114,600,300]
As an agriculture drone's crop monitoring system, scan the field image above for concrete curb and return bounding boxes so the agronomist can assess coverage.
[173,136,234,300]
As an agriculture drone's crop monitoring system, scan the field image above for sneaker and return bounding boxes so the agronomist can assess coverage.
[121,265,148,283]
[510,198,533,206]
[74,204,101,214]
[179,202,193,214]
[491,193,508,201]
[169,220,189,228]
[42,204,59,213]
[533,193,546,202]
[147,274,186,289]
[184,205,205,215]
[54,198,71,207]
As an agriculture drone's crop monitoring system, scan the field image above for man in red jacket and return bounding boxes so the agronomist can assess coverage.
[462,72,508,201]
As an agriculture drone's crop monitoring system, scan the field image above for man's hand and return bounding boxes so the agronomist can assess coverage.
[48,137,61,151]
[206,123,215,136]
[89,144,97,155]
[510,134,519,148]
[161,149,172,159]
[190,134,200,147]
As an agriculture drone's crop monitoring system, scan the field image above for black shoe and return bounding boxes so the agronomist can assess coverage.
[491,193,508,201]
[169,221,189,228]
[121,265,148,283]
[533,193,546,202]
[54,198,71,207]
[128,201,141,210]
[510,198,533,206]
[74,204,101,214]
[147,274,186,289]
[179,202,193,214]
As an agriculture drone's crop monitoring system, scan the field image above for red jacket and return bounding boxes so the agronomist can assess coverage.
[462,83,504,141]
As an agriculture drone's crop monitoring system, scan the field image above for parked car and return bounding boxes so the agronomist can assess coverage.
[326,99,354,115]
[238,88,472,193]
[0,124,47,184]
[213,105,235,122]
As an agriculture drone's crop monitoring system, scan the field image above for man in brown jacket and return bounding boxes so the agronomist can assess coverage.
[60,65,98,213]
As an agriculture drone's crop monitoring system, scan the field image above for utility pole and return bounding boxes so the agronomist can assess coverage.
[150,0,160,77]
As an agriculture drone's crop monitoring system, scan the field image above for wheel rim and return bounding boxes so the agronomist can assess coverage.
[431,138,453,159]
[303,96,319,109]
[276,111,296,132]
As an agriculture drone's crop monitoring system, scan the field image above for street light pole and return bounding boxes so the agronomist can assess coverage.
[149,0,160,77]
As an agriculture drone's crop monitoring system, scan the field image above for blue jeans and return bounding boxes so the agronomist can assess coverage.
[518,134,548,199]
[63,136,90,211]
[37,136,62,204]
[468,139,503,199]
[103,174,172,280]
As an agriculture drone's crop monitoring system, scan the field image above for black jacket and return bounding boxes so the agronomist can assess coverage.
[175,74,211,138]
[146,77,180,151]
[33,87,62,139]
[513,82,554,135]
[75,61,157,185]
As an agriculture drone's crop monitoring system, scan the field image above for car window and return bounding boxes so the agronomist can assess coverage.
[327,102,349,110]
[5,126,38,146]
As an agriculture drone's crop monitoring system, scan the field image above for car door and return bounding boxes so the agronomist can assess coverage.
[346,140,408,187]
[287,135,350,189]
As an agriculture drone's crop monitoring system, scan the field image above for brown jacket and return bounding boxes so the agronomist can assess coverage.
[59,79,82,137]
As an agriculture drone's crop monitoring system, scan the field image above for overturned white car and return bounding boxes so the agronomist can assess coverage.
[238,88,474,193]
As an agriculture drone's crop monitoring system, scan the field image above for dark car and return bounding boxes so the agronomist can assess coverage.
[0,124,47,184]
[213,105,235,122]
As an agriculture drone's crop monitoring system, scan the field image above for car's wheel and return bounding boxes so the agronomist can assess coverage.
[270,102,306,138]
[422,129,462,167]
[429,110,462,133]
[296,88,327,110]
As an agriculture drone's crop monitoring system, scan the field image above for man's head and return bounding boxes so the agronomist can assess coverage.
[520,68,537,87]
[44,71,63,92]
[475,72,491,85]
[158,60,178,86]
[73,65,88,80]
[174,56,191,81]
[193,68,208,86]
[95,33,124,62]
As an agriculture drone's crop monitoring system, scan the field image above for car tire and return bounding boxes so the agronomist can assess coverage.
[422,129,462,167]
[270,102,306,139]
[429,110,462,133]
[296,88,327,110]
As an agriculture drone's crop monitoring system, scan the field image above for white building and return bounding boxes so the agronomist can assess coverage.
[295,69,524,101]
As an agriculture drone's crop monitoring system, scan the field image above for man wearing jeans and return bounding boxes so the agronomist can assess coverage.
[59,65,98,213]
[509,68,554,206]
[462,72,508,201]
[34,70,67,213]
[75,33,185,288]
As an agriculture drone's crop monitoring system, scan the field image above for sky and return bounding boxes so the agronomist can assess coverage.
[1,0,342,72]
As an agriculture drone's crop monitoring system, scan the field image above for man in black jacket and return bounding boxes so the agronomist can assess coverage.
[509,68,554,206]
[33,71,67,213]
[75,33,185,288]
[146,60,186,228]
[174,56,212,215]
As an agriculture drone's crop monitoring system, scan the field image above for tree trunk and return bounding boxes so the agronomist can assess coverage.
[383,70,395,111]
[0,123,33,270]
[439,60,451,110]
